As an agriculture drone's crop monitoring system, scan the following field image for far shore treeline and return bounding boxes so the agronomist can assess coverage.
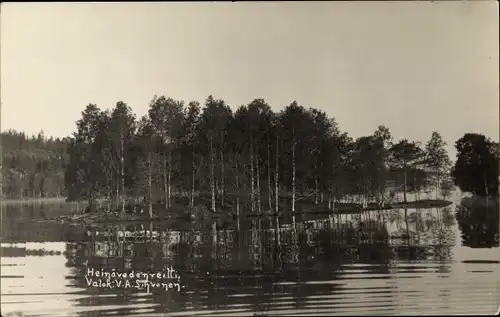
[1,96,498,216]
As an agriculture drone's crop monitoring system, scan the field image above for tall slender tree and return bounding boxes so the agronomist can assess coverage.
[107,101,136,214]
[65,104,108,208]
[390,139,426,203]
[425,132,452,199]
[182,101,201,208]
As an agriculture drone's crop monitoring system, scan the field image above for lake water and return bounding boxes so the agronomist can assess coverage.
[1,194,499,316]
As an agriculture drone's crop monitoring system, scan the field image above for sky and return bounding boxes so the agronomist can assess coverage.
[1,2,498,160]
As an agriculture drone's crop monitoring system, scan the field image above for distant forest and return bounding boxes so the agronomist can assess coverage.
[1,96,498,211]
[1,130,68,198]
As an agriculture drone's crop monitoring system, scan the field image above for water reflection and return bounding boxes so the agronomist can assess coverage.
[1,201,499,316]
[455,197,499,248]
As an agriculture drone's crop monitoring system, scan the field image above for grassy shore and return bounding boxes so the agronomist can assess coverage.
[326,199,453,214]
[32,196,453,229]
[0,196,113,206]
[0,197,69,205]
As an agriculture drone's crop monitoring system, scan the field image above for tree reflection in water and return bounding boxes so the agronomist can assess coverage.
[61,217,394,314]
[455,197,499,248]
[7,199,500,315]
[55,207,460,315]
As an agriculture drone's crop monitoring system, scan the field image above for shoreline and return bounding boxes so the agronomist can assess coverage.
[0,197,112,206]
[0,197,69,205]
[31,198,453,226]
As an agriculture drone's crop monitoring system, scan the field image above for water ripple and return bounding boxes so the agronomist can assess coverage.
[2,204,499,316]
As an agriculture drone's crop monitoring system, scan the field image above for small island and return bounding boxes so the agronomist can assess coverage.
[37,195,452,229]
[5,98,497,231]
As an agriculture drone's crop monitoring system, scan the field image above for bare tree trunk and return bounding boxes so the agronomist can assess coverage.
[121,132,125,214]
[107,186,112,212]
[403,164,408,204]
[88,190,95,210]
[163,153,168,210]
[148,153,153,218]
[404,207,410,249]
[190,147,195,208]
[315,176,319,205]
[236,154,240,231]
[275,136,279,215]
[483,172,489,197]
[267,141,272,212]
[220,131,225,208]
[116,183,119,210]
[221,150,224,208]
[413,172,417,202]
[168,149,172,208]
[435,173,440,200]
[274,134,281,245]
[257,156,261,214]
[276,215,281,247]
[210,136,216,212]
[212,221,217,245]
[292,130,296,227]
[250,135,255,214]
[215,174,219,197]
[332,190,336,211]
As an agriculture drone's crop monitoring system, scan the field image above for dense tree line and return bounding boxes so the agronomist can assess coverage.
[1,130,68,199]
[3,97,496,207]
[63,96,457,217]
[451,133,499,197]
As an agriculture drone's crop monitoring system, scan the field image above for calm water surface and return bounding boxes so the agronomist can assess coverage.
[1,195,499,316]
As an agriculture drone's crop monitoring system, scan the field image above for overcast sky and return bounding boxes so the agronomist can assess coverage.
[1,2,498,159]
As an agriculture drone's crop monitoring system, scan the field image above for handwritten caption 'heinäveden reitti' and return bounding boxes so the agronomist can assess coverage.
[85,266,182,293]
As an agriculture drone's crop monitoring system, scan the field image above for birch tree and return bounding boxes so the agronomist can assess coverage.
[425,132,451,199]
[390,139,426,203]
[199,96,232,212]
[182,101,201,208]
[108,101,136,214]
[280,101,309,223]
